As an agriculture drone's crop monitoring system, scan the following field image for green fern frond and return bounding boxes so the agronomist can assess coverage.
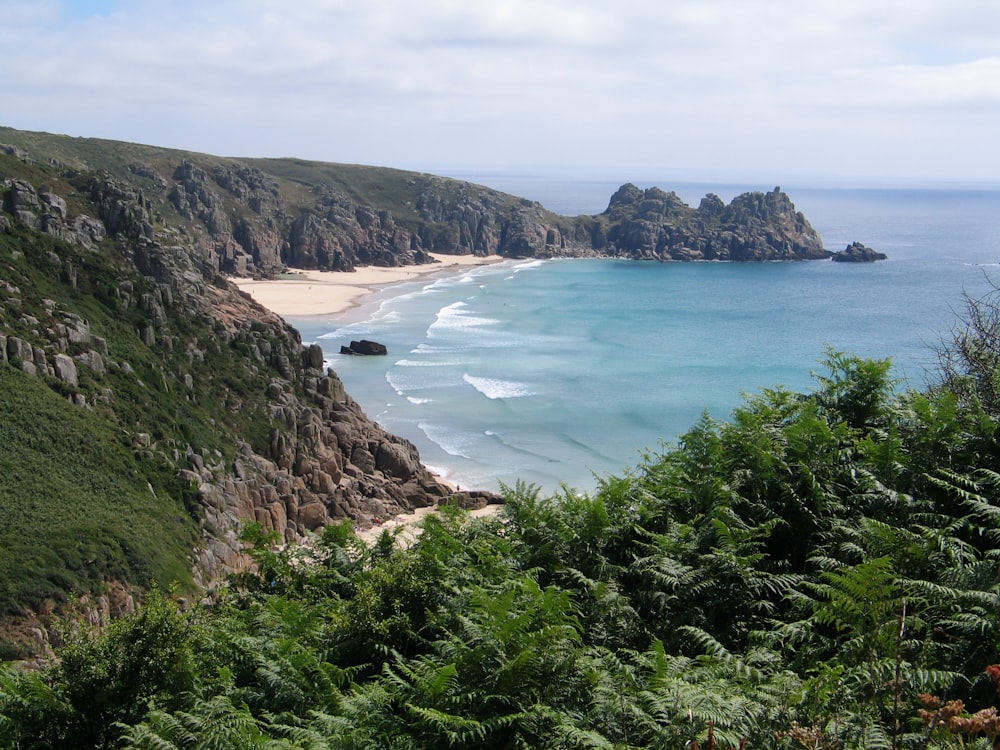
[119,712,189,750]
[404,702,486,744]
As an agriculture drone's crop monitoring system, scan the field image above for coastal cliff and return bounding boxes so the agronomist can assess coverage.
[0,146,496,652]
[0,126,876,651]
[0,127,862,277]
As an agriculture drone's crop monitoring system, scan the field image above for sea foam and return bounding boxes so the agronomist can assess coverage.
[418,421,474,458]
[428,301,499,335]
[462,373,533,399]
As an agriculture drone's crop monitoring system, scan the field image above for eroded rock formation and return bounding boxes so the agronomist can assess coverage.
[0,175,498,599]
[600,185,830,261]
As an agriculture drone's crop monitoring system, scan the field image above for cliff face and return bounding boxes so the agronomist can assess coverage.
[0,153,495,648]
[0,131,586,278]
[0,129,840,276]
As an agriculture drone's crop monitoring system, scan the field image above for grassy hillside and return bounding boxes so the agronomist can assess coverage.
[0,126,546,231]
[0,160,279,616]
[0,364,197,613]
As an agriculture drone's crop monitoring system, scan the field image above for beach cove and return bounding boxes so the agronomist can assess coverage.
[232,252,504,317]
[276,181,1000,496]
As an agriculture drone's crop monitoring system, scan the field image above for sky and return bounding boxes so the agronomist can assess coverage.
[2,0,999,183]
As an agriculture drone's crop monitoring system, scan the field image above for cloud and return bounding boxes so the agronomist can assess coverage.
[830,58,1000,109]
[0,0,997,179]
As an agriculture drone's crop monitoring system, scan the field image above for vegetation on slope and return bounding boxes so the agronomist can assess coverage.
[0,163,286,617]
[0,126,557,269]
[2,138,502,638]
[0,365,197,616]
[4,292,1000,748]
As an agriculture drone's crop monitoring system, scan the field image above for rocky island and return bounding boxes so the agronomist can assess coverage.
[830,240,889,262]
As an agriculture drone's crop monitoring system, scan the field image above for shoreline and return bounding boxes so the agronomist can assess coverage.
[231,252,511,505]
[231,252,505,318]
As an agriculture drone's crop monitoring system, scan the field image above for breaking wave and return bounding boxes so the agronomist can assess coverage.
[463,373,533,400]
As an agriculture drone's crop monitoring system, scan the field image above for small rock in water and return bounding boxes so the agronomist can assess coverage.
[340,339,388,355]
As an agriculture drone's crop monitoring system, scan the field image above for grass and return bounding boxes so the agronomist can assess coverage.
[0,364,198,613]
[0,180,283,613]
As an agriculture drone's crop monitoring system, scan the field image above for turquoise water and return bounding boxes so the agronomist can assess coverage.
[291,181,1000,494]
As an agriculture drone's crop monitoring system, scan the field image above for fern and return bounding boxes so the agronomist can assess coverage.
[120,695,270,750]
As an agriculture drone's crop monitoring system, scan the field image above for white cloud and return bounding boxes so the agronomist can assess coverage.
[0,0,997,179]
[831,58,1000,108]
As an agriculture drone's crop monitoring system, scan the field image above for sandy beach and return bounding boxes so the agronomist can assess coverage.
[354,503,502,547]
[232,252,504,317]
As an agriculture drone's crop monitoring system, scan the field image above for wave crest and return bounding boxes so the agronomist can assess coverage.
[463,373,533,399]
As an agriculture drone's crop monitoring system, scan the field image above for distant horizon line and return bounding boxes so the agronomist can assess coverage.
[3,123,998,191]
[430,166,1000,192]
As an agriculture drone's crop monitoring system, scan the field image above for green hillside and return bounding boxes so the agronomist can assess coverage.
[0,364,197,613]
[0,129,502,639]
[0,180,269,617]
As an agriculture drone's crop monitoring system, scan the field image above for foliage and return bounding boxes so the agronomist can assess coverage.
[0,364,198,612]
[936,277,1000,416]
[3,338,1000,748]
[0,592,198,749]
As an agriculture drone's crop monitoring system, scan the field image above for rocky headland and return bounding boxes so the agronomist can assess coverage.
[0,126,882,652]
[1,127,881,277]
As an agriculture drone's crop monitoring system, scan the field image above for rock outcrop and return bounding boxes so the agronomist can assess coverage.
[599,184,829,261]
[831,241,888,263]
[414,179,577,258]
[340,339,388,356]
[0,163,499,610]
[1,178,107,249]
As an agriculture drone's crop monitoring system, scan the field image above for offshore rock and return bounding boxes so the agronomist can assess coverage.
[831,241,888,263]
[340,339,388,356]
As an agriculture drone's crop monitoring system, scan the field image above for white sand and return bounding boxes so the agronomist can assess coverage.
[232,252,504,317]
[354,503,502,547]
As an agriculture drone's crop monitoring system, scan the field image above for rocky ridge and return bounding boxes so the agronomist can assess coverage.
[593,184,829,261]
[0,127,880,275]
[0,159,495,650]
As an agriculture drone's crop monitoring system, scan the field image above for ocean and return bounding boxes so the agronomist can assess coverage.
[290,177,1000,495]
